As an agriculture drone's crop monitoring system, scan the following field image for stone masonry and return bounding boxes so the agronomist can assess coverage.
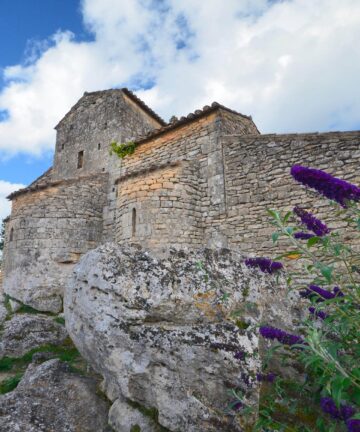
[2,88,360,311]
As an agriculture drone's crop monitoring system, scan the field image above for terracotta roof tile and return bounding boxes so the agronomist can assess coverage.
[134,101,256,144]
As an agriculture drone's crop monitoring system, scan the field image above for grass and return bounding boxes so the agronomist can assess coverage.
[0,373,23,394]
[0,338,80,373]
[54,316,66,325]
[3,294,56,317]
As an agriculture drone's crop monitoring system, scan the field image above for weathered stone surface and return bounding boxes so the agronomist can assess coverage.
[0,314,68,358]
[8,298,21,313]
[0,300,7,324]
[2,175,107,313]
[0,359,110,432]
[109,399,157,432]
[65,243,293,432]
[3,88,360,312]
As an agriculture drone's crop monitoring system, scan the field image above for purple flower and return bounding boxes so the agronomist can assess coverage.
[291,165,360,208]
[333,286,345,298]
[294,232,315,240]
[256,372,276,383]
[259,326,303,346]
[234,351,246,361]
[301,285,344,302]
[308,306,328,320]
[245,257,283,274]
[347,419,360,432]
[231,401,243,411]
[321,397,356,421]
[294,206,330,237]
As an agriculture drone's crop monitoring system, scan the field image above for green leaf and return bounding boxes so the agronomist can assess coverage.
[319,265,333,283]
[352,388,360,405]
[307,236,321,247]
[267,209,281,222]
[283,211,293,223]
[272,232,280,243]
[285,226,294,235]
[331,376,351,406]
[332,243,343,256]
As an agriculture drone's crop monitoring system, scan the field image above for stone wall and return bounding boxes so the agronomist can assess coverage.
[222,131,360,254]
[115,160,205,248]
[53,90,161,181]
[2,174,107,312]
[114,109,259,249]
[51,89,164,243]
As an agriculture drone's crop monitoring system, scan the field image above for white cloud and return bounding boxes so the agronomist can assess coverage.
[0,0,360,157]
[0,180,26,221]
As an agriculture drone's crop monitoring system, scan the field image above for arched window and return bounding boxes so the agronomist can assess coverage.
[9,227,14,242]
[132,208,136,237]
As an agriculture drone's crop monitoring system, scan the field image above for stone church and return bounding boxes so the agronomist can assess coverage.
[2,88,360,313]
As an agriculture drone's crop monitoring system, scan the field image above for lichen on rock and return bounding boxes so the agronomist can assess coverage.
[65,243,294,432]
[0,358,110,431]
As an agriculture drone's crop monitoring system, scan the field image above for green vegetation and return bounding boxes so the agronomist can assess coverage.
[0,338,80,373]
[110,141,136,159]
[54,316,66,325]
[130,425,142,432]
[3,294,55,316]
[0,373,23,394]
[127,399,171,432]
[0,338,84,395]
[231,166,360,431]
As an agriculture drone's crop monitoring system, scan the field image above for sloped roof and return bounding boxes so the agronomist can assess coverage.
[55,88,166,130]
[133,102,258,144]
[121,88,166,126]
[7,167,53,200]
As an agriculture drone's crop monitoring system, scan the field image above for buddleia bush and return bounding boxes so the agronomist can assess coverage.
[236,166,360,431]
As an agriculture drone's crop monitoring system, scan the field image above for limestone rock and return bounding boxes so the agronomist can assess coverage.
[109,398,158,432]
[0,314,68,358]
[0,359,110,432]
[8,298,21,313]
[0,302,7,324]
[65,243,293,432]
[3,256,65,313]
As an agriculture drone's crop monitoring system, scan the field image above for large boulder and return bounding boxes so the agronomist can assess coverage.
[65,244,294,432]
[0,359,110,431]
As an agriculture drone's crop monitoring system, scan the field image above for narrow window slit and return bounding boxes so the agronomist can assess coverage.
[132,208,136,237]
[77,151,84,169]
[10,227,14,242]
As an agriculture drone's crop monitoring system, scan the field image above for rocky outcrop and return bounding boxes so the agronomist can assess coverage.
[0,301,7,324]
[65,243,294,432]
[0,359,110,432]
[0,314,68,358]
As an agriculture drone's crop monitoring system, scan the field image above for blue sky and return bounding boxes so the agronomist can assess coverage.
[1,0,360,220]
[0,0,87,186]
